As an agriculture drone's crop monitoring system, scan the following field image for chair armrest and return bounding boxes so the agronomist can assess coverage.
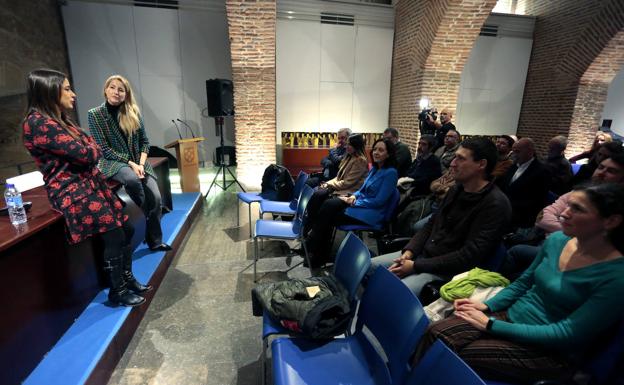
[377,235,411,255]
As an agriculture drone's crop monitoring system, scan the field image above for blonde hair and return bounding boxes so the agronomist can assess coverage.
[103,75,141,135]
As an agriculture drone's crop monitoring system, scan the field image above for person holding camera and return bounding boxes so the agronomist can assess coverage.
[419,107,438,136]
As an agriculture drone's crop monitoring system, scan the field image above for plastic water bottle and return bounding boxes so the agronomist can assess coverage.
[4,183,27,226]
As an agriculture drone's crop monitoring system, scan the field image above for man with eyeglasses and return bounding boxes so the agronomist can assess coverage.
[307,127,351,188]
[434,129,461,172]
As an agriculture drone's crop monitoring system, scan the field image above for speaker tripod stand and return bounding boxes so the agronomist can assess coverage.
[206,116,246,197]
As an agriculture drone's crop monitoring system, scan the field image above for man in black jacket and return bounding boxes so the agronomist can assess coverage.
[496,137,550,230]
[372,137,512,296]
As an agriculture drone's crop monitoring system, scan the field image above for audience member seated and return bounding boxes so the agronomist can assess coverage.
[501,154,624,280]
[383,127,412,177]
[372,137,511,296]
[571,140,623,185]
[544,135,573,196]
[397,135,442,198]
[434,129,460,172]
[412,183,624,385]
[569,130,612,164]
[496,137,550,230]
[433,108,457,151]
[304,138,398,267]
[306,134,369,229]
[306,127,350,187]
[492,135,515,179]
[395,169,455,237]
[89,75,171,252]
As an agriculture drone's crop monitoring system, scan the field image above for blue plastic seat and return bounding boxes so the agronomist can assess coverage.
[260,232,372,384]
[237,191,263,237]
[271,267,429,385]
[404,340,486,385]
[259,171,308,218]
[571,163,581,175]
[253,185,314,282]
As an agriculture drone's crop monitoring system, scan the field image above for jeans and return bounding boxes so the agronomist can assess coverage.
[371,251,444,296]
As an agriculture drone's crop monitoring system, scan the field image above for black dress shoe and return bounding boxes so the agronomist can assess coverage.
[149,243,172,251]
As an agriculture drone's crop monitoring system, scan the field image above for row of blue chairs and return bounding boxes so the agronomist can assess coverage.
[267,251,488,385]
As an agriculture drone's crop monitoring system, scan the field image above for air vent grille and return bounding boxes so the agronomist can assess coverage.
[480,24,499,37]
[135,0,178,10]
[321,12,355,25]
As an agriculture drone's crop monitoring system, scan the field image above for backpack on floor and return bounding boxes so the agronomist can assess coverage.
[260,164,294,202]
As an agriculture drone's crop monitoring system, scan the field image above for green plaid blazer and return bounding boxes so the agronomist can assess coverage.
[87,103,155,179]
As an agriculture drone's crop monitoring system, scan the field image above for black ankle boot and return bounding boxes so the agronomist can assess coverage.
[122,245,153,294]
[105,258,146,307]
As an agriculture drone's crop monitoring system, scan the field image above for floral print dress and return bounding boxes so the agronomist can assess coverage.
[23,111,125,244]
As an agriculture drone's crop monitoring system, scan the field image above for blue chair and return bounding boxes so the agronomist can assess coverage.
[571,163,581,175]
[253,185,314,282]
[237,191,263,237]
[404,340,486,385]
[261,232,372,384]
[332,188,401,251]
[480,242,507,272]
[259,171,308,218]
[271,267,429,385]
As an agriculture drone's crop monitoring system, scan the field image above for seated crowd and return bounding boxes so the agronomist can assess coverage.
[286,117,624,384]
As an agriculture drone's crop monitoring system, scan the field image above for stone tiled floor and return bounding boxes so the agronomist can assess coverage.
[108,190,321,385]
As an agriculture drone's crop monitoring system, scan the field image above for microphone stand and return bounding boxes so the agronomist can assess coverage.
[206,116,245,197]
[177,118,196,138]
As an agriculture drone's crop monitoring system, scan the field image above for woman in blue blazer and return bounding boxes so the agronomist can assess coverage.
[306,138,399,266]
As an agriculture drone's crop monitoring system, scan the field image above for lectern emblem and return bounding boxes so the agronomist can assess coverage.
[184,148,195,163]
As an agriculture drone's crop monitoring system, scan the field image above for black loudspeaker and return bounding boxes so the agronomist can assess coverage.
[206,79,234,117]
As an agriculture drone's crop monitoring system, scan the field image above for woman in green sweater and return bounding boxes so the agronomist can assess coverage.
[414,182,624,384]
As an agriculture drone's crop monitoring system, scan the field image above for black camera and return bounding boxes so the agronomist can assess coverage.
[418,108,437,122]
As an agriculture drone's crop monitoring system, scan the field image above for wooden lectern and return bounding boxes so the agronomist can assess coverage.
[165,137,204,192]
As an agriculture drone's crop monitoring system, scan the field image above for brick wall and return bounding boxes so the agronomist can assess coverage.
[389,0,496,153]
[0,0,70,183]
[517,0,624,156]
[225,0,276,189]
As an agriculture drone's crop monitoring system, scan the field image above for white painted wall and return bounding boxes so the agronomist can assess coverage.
[61,1,232,164]
[456,35,533,136]
[601,66,624,137]
[276,19,393,142]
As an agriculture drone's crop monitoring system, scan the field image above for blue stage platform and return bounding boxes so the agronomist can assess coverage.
[24,192,202,385]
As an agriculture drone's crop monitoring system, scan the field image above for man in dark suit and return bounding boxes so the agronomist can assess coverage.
[496,137,550,230]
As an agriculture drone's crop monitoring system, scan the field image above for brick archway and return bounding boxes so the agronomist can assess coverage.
[567,31,624,157]
[389,0,497,151]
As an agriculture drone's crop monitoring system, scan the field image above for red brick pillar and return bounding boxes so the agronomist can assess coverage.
[225,0,277,189]
[389,0,496,151]
[517,0,624,155]
[568,31,624,157]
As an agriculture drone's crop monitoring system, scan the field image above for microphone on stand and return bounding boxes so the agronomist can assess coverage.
[177,118,196,139]
[172,119,183,140]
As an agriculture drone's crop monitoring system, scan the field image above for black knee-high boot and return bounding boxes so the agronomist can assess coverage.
[122,245,153,294]
[104,257,145,307]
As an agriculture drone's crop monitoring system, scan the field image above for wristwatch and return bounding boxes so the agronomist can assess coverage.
[486,316,496,331]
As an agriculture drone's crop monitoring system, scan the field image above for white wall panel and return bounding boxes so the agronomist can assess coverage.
[139,75,185,148]
[62,2,141,129]
[601,66,624,137]
[352,25,393,132]
[456,36,532,135]
[133,7,182,77]
[179,9,233,162]
[319,82,353,130]
[276,19,321,140]
[320,24,355,83]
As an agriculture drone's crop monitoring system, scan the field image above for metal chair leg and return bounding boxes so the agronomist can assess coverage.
[237,200,240,227]
[254,236,259,282]
[248,204,253,237]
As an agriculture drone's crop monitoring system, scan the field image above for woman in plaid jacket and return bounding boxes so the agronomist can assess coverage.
[22,69,146,307]
[88,75,171,252]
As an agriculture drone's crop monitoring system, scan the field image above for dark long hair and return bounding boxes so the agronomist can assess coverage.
[25,69,78,138]
[348,134,366,157]
[370,138,397,169]
[574,183,624,253]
